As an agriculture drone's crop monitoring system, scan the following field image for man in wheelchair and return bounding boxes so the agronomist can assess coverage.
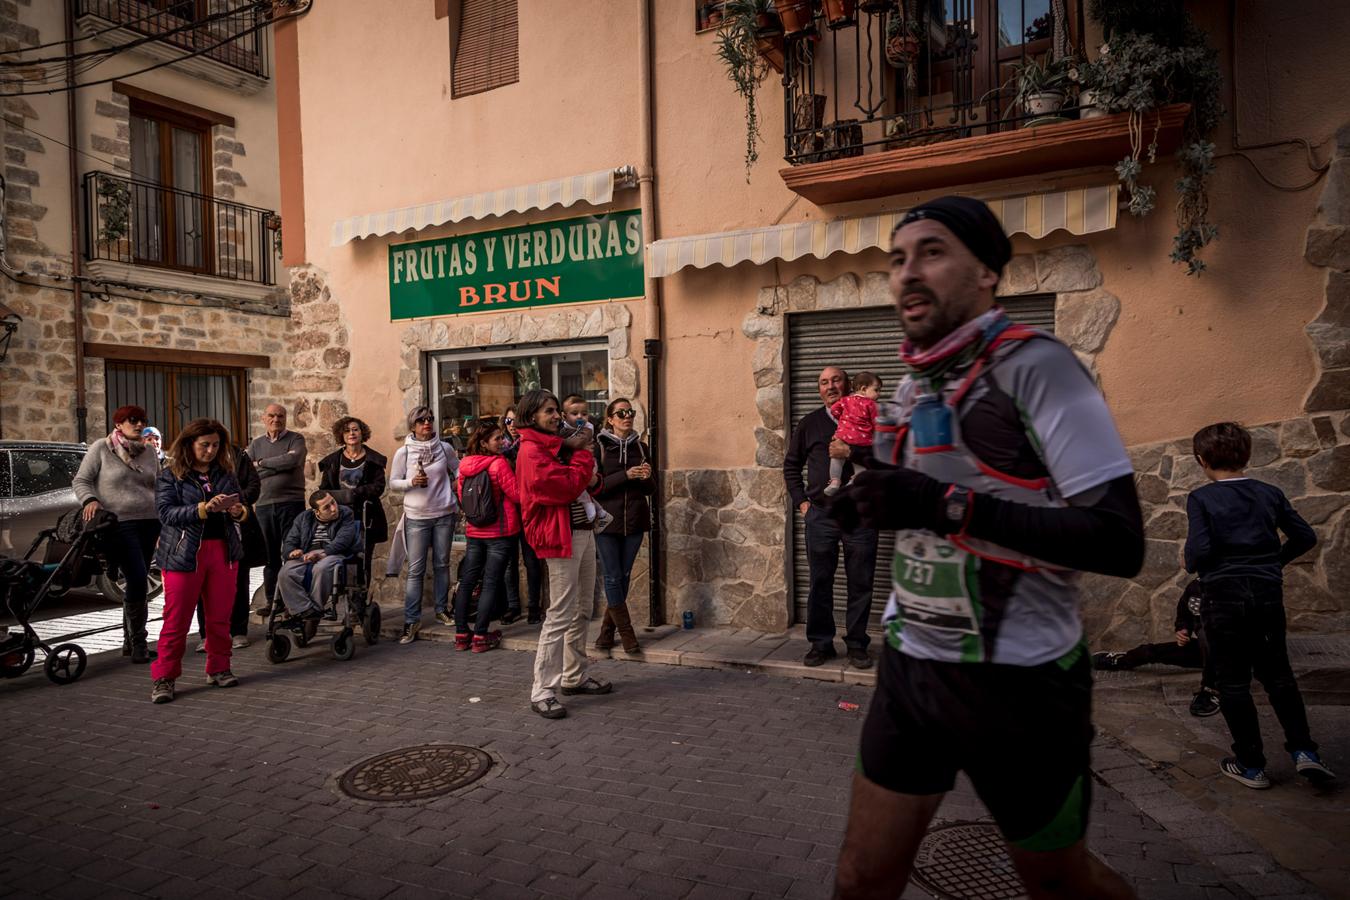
[277,491,360,641]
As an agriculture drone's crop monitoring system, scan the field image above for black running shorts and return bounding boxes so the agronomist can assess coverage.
[858,643,1093,851]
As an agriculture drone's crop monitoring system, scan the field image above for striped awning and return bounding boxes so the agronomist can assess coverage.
[646,185,1118,278]
[331,166,637,247]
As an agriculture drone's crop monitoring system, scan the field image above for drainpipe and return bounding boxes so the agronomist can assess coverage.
[638,0,664,627]
[65,2,88,442]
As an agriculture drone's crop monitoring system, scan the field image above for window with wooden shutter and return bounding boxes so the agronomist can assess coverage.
[452,0,519,98]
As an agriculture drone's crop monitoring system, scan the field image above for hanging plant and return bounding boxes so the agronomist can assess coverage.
[96,174,131,245]
[1080,9,1224,274]
[884,1,922,87]
[717,0,776,179]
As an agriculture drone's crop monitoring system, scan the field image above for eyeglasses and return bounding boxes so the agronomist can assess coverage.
[414,416,434,425]
[613,409,636,419]
[502,418,514,425]
[124,416,145,425]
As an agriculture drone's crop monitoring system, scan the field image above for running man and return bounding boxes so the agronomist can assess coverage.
[829,196,1145,899]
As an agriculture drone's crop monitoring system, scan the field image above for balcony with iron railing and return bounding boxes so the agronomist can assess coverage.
[83,171,277,291]
[773,0,1188,203]
[74,0,271,84]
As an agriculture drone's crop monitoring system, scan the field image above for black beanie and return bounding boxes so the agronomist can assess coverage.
[896,196,1013,276]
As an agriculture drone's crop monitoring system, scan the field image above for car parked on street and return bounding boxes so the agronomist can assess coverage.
[0,440,162,602]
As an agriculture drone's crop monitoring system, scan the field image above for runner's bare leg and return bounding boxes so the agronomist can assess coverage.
[1008,841,1137,900]
[834,772,944,899]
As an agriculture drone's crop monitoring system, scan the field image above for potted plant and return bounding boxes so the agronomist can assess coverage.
[776,0,817,35]
[1079,0,1224,274]
[1006,55,1077,118]
[822,0,855,28]
[717,0,775,177]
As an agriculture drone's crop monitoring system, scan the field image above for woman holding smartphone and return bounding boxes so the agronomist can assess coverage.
[150,418,250,704]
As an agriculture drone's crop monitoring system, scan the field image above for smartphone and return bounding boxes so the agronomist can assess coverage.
[217,493,240,506]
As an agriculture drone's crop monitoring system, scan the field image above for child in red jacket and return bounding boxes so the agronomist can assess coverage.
[825,372,882,497]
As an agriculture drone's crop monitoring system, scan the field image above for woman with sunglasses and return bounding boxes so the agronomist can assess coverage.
[592,398,654,654]
[151,418,249,704]
[72,405,161,664]
[501,404,543,625]
[388,406,460,643]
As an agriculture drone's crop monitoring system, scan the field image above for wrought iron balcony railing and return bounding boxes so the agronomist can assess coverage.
[83,171,277,287]
[782,0,1086,166]
[74,0,270,80]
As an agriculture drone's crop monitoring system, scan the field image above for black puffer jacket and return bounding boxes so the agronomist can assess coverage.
[593,431,654,536]
[155,463,245,572]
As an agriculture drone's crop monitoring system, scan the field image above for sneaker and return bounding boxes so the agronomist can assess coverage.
[527,610,542,625]
[560,676,612,696]
[1092,651,1126,671]
[530,697,567,719]
[454,632,472,651]
[501,609,522,625]
[847,647,873,670]
[131,644,154,664]
[207,670,239,688]
[435,611,454,628]
[193,640,206,654]
[803,646,837,667]
[400,622,420,645]
[1220,757,1271,790]
[231,635,250,650]
[150,678,175,704]
[471,631,501,654]
[1292,750,1335,783]
[323,606,338,621]
[823,480,841,497]
[1189,688,1221,718]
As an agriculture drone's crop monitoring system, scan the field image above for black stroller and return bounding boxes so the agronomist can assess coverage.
[264,507,381,663]
[0,508,116,685]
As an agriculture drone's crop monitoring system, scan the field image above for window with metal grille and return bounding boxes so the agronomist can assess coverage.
[105,361,248,448]
[452,0,519,98]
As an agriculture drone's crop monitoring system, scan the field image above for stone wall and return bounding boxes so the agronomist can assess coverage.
[1083,413,1350,646]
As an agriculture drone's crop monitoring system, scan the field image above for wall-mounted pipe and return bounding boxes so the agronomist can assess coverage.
[64,0,88,442]
[638,0,664,627]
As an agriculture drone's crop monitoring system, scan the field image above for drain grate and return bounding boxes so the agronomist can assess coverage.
[339,744,492,802]
[912,822,1027,900]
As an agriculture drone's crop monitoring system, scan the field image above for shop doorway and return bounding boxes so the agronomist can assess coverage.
[785,297,1056,629]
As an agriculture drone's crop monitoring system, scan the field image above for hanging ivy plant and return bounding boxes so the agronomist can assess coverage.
[717,0,775,179]
[1080,10,1224,275]
[96,174,132,245]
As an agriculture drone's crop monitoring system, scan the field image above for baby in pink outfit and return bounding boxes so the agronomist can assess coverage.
[825,371,882,497]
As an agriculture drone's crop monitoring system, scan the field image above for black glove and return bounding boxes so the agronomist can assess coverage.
[841,468,947,532]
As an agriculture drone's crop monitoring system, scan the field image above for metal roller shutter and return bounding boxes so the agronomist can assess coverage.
[786,296,1056,629]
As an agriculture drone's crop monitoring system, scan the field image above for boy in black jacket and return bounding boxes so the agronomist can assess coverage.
[1184,422,1331,788]
[1093,579,1219,717]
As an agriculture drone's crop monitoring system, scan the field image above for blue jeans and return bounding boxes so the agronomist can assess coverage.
[454,536,514,635]
[404,514,456,624]
[594,531,645,608]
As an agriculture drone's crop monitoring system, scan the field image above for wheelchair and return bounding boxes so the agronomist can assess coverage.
[264,513,381,664]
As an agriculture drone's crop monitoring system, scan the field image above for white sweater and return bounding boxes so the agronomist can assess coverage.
[389,439,460,520]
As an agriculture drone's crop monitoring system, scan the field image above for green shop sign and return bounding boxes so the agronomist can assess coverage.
[388,209,644,320]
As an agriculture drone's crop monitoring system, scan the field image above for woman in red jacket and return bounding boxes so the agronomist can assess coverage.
[453,421,520,653]
[514,389,612,719]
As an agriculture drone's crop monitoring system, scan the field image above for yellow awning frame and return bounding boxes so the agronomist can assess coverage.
[646,185,1118,278]
[331,166,637,247]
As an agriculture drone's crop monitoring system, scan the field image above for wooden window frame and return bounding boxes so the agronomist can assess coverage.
[103,358,250,447]
[128,98,214,276]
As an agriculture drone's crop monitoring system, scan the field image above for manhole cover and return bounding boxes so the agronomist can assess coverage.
[338,744,492,802]
[912,822,1026,900]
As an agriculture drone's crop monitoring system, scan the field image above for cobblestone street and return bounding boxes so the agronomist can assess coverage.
[0,633,1330,900]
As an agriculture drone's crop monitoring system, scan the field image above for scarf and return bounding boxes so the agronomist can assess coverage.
[403,433,446,470]
[900,306,1010,382]
[108,429,148,467]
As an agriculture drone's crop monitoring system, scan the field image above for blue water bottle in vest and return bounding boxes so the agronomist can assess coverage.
[910,392,954,453]
[873,401,901,466]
